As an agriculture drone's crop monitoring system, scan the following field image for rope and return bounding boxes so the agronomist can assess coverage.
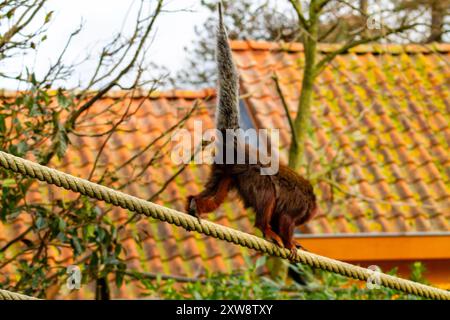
[0,288,38,300]
[0,150,449,300]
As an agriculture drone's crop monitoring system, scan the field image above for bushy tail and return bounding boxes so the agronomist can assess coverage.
[215,2,240,130]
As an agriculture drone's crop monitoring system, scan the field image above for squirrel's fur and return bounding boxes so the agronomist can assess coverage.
[215,2,240,130]
[186,2,318,258]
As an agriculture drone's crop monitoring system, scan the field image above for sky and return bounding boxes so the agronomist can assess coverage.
[0,0,209,89]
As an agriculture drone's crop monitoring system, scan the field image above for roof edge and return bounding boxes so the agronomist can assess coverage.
[230,40,450,54]
[0,88,216,99]
[295,231,450,239]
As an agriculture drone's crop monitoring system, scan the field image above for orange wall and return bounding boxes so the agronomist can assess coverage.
[296,235,450,289]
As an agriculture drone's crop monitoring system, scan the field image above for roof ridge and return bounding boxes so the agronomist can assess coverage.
[0,88,217,99]
[230,40,450,54]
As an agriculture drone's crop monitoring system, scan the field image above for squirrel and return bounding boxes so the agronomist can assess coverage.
[186,2,318,259]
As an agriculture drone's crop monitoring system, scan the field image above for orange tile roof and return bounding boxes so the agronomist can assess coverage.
[231,40,450,234]
[0,89,256,299]
[1,41,449,298]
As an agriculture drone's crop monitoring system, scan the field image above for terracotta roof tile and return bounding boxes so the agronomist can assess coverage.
[2,41,449,298]
[233,40,450,235]
[0,89,261,298]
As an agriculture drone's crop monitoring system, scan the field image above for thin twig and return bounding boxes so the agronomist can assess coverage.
[272,73,298,148]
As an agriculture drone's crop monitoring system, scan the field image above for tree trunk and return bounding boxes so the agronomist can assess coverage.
[288,25,318,170]
[427,1,446,43]
[95,277,111,300]
[360,0,368,14]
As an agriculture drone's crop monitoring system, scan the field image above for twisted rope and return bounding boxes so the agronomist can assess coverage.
[0,288,38,300]
[0,150,449,300]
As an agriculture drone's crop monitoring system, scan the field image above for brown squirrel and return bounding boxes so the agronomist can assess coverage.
[186,2,318,258]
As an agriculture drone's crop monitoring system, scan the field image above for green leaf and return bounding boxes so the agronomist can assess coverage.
[1,179,16,187]
[115,271,124,287]
[0,115,6,133]
[114,244,122,256]
[96,228,106,242]
[102,214,112,225]
[255,256,267,270]
[84,224,95,240]
[35,216,46,230]
[16,141,28,156]
[90,252,99,269]
[6,8,16,19]
[58,217,66,231]
[44,11,53,24]
[56,90,70,109]
[28,73,37,85]
[105,257,119,265]
[71,237,83,255]
[57,232,67,242]
[29,103,40,116]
